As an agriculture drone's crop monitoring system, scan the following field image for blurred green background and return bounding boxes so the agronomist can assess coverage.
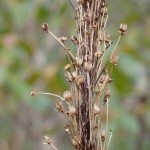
[0,0,150,150]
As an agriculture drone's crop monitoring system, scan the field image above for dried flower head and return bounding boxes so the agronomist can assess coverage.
[84,61,92,71]
[41,23,49,33]
[55,102,65,113]
[59,36,67,43]
[119,24,127,35]
[76,56,83,66]
[63,91,72,102]
[65,71,77,82]
[75,75,84,85]
[31,90,37,96]
[95,51,102,58]
[101,130,106,143]
[71,36,79,45]
[104,89,110,102]
[68,106,76,116]
[43,135,52,145]
[64,125,70,134]
[110,54,119,65]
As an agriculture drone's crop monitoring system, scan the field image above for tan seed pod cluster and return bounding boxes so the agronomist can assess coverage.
[119,24,127,35]
[63,91,72,102]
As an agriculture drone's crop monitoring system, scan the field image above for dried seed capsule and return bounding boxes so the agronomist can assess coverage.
[104,89,110,102]
[71,36,79,45]
[119,24,127,35]
[64,125,70,134]
[55,102,65,113]
[63,91,72,102]
[110,54,119,65]
[59,36,67,43]
[65,71,77,82]
[95,51,102,58]
[43,135,52,145]
[84,61,92,71]
[101,130,106,142]
[41,23,49,33]
[76,56,83,66]
[68,106,76,116]
[75,75,84,85]
[31,91,37,96]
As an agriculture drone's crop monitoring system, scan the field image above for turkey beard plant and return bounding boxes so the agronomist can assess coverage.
[31,0,127,150]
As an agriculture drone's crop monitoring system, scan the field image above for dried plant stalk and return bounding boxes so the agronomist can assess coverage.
[31,0,127,150]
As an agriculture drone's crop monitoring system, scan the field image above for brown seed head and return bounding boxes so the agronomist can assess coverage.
[64,125,71,134]
[68,106,76,116]
[43,135,52,145]
[75,75,84,85]
[95,51,102,58]
[63,91,72,102]
[76,56,83,66]
[110,54,119,65]
[31,91,37,96]
[101,130,106,142]
[41,23,49,33]
[55,102,65,113]
[84,61,92,71]
[59,36,67,43]
[71,36,79,45]
[119,24,127,35]
[104,89,110,102]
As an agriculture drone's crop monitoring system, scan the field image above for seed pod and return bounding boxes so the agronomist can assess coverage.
[95,51,102,58]
[68,106,76,116]
[101,130,106,142]
[84,61,92,71]
[104,89,110,102]
[59,36,67,43]
[110,54,119,65]
[71,36,79,45]
[76,56,83,66]
[41,23,49,33]
[119,24,127,35]
[75,75,84,85]
[43,135,52,145]
[55,102,65,113]
[65,71,77,82]
[64,125,70,134]
[63,91,72,102]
